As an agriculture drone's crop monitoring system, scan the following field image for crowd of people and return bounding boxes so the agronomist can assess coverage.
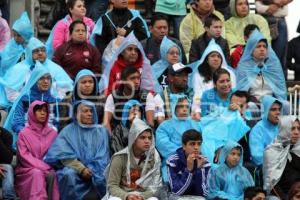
[0,0,300,199]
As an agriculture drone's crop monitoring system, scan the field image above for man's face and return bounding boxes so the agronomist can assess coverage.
[252,41,267,62]
[124,72,141,91]
[37,74,51,92]
[32,47,47,63]
[71,23,87,43]
[78,76,95,96]
[128,106,142,123]
[267,103,281,125]
[175,99,190,119]
[183,140,201,156]
[13,31,25,44]
[121,44,139,65]
[168,71,189,91]
[150,19,168,41]
[206,20,222,38]
[236,0,249,17]
[197,0,213,13]
[166,47,180,65]
[77,104,93,125]
[251,192,266,200]
[112,0,128,9]
[133,131,152,153]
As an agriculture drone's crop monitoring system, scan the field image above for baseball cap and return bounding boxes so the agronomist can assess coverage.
[168,63,192,75]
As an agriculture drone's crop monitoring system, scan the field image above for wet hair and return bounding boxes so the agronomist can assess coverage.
[69,20,87,34]
[150,14,169,27]
[198,51,222,83]
[66,0,84,16]
[182,129,202,145]
[244,24,260,38]
[230,90,250,103]
[204,14,222,28]
[121,66,140,81]
[244,187,266,200]
[33,103,48,114]
[289,181,300,200]
[212,68,230,84]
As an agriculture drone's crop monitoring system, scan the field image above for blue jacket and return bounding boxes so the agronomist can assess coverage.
[167,147,210,197]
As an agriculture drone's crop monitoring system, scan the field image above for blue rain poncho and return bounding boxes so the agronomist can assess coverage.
[236,29,287,101]
[152,36,182,93]
[249,95,281,166]
[4,65,60,149]
[155,94,202,182]
[200,88,234,116]
[263,116,300,193]
[200,107,250,164]
[121,100,143,127]
[0,37,73,107]
[98,32,154,94]
[0,12,33,76]
[44,100,110,199]
[208,141,254,200]
[189,39,236,113]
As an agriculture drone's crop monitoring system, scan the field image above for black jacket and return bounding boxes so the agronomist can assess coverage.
[287,36,300,80]
[95,8,148,54]
[189,32,230,64]
[0,127,14,164]
[141,36,187,65]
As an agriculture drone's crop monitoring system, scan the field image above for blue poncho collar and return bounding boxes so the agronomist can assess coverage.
[236,30,287,100]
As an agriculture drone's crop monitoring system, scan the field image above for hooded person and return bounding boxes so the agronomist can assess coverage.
[152,36,182,93]
[103,118,162,200]
[200,101,250,165]
[225,0,271,49]
[249,95,282,166]
[99,32,154,96]
[58,69,105,131]
[263,116,300,197]
[236,29,287,102]
[4,66,61,148]
[0,10,10,51]
[0,12,33,76]
[15,100,59,200]
[208,141,254,200]
[155,94,202,182]
[110,100,144,155]
[0,37,73,108]
[44,100,110,200]
[190,39,236,115]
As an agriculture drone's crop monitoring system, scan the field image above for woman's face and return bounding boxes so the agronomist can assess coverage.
[69,0,86,18]
[128,106,141,123]
[166,46,180,65]
[207,52,222,72]
[34,106,48,124]
[215,73,232,96]
[236,0,249,18]
[291,120,300,144]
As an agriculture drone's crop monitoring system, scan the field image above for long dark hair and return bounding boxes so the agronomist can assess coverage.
[198,52,222,83]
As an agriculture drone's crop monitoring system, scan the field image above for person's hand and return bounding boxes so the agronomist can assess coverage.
[196,155,207,168]
[81,168,92,181]
[192,112,201,121]
[0,165,6,179]
[229,102,241,111]
[115,35,124,47]
[187,153,196,172]
[266,4,279,15]
[116,27,127,37]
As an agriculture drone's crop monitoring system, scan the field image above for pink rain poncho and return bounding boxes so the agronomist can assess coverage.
[15,100,59,200]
